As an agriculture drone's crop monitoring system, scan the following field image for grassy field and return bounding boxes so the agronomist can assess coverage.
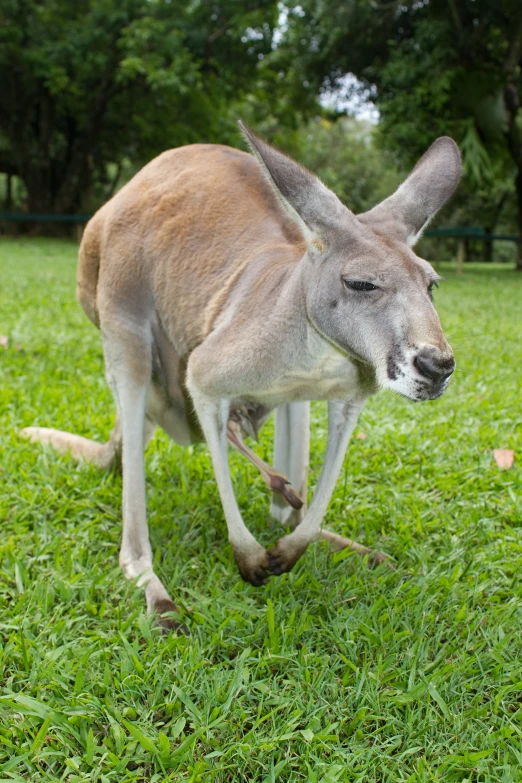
[0,238,521,782]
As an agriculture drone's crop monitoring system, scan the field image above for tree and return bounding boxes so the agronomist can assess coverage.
[278,0,522,268]
[0,0,281,217]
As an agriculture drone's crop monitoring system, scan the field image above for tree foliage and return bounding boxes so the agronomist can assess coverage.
[0,0,282,214]
[2,0,521,268]
[282,116,403,215]
[278,0,522,266]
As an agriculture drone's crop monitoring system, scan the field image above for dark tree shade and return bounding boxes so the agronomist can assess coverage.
[0,0,280,215]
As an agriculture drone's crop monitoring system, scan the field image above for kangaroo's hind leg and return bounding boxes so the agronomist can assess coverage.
[270,401,391,569]
[102,319,184,632]
[271,402,310,529]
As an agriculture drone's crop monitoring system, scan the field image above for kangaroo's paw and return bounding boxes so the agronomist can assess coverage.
[151,598,189,635]
[232,543,271,586]
[265,473,304,510]
[267,535,308,575]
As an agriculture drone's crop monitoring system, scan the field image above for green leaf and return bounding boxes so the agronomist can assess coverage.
[85,727,95,766]
[158,731,170,755]
[427,682,450,721]
[170,716,186,742]
[455,603,467,622]
[30,713,54,754]
[122,719,158,754]
[266,598,275,642]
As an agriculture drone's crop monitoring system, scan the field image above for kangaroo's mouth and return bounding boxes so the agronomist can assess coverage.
[395,378,451,403]
[416,377,452,401]
[383,345,454,402]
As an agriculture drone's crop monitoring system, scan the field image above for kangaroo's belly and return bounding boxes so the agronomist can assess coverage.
[148,318,201,446]
[149,320,275,446]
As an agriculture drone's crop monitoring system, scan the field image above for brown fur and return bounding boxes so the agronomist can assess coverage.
[77,145,304,354]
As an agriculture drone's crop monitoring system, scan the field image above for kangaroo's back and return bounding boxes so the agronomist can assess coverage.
[77,143,303,351]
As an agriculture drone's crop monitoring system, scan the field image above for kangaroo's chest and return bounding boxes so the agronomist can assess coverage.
[250,346,362,407]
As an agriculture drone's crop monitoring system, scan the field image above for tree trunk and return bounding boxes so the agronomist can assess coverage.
[503,73,522,270]
[5,174,12,210]
[482,229,493,263]
[456,238,465,273]
[21,155,91,235]
[24,160,56,213]
[515,168,522,271]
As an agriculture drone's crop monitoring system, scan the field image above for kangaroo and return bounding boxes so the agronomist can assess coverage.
[21,124,461,630]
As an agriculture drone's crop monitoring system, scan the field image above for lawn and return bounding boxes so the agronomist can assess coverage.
[0,237,521,783]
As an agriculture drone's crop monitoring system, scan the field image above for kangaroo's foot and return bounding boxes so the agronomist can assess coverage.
[151,598,189,634]
[266,528,393,577]
[232,541,271,586]
[127,563,188,635]
[267,535,309,575]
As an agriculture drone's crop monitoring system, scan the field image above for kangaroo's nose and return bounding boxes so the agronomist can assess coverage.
[414,349,455,383]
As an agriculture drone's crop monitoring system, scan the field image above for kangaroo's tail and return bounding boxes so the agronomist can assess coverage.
[20,419,122,472]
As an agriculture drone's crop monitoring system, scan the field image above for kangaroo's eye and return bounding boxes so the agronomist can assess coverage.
[428,280,439,300]
[343,279,378,292]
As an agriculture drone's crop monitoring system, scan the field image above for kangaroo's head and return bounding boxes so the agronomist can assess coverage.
[239,122,461,402]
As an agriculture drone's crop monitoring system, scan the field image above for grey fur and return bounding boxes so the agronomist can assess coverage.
[359,136,462,245]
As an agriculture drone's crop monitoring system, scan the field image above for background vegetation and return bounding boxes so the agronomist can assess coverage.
[1,0,521,266]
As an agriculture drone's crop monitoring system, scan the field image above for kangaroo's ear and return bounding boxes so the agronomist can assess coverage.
[238,121,350,248]
[358,137,462,246]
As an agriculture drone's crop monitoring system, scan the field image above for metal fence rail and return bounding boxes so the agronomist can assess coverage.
[425,227,519,242]
[0,213,91,223]
[0,214,519,241]
[0,213,520,271]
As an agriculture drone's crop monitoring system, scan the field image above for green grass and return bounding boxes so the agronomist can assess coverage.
[0,238,521,782]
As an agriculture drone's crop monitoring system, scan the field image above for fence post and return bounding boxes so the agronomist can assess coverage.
[456,239,465,274]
